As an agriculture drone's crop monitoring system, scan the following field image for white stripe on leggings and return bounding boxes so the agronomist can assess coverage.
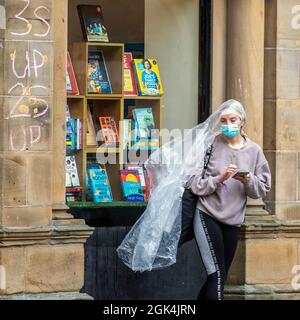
[199,212,222,300]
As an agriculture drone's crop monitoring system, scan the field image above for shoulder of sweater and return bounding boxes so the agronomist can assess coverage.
[246,138,264,153]
[246,138,268,166]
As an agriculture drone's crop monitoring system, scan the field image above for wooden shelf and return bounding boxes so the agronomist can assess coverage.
[86,94,124,99]
[70,42,124,96]
[86,42,124,48]
[85,147,120,154]
[124,95,162,100]
[67,94,85,99]
[67,201,148,208]
[66,41,163,206]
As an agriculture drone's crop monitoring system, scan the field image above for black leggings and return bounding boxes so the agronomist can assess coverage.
[196,210,240,300]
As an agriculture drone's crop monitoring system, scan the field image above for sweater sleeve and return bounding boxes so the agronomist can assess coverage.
[184,174,223,196]
[243,160,271,199]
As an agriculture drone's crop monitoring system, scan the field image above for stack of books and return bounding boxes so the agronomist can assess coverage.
[66,105,82,153]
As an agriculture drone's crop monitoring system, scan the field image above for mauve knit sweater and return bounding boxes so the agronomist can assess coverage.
[185,134,271,226]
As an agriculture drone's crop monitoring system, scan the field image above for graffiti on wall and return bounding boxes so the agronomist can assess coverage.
[2,0,52,152]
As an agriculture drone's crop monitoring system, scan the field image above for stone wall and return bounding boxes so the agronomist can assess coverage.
[0,0,93,299]
[223,0,300,299]
[264,0,300,220]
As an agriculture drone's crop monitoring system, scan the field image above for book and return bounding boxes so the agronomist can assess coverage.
[120,169,144,202]
[133,108,157,139]
[123,52,138,96]
[125,163,147,201]
[66,186,83,202]
[77,4,109,42]
[131,108,159,150]
[86,163,113,203]
[67,51,79,95]
[121,119,132,149]
[98,116,119,146]
[88,51,112,94]
[66,105,82,153]
[65,156,80,187]
[133,59,164,96]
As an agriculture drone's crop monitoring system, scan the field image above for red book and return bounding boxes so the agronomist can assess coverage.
[123,53,138,96]
[67,51,79,95]
[99,116,120,145]
[66,186,83,193]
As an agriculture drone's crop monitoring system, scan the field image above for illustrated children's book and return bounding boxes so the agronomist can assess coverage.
[123,52,138,96]
[88,51,112,94]
[120,169,144,202]
[86,163,113,203]
[77,4,109,42]
[133,59,164,96]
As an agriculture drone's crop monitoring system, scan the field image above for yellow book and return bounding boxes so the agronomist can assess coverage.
[133,59,164,96]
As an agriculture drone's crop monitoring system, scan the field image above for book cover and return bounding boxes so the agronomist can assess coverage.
[88,51,112,94]
[120,169,144,202]
[66,105,73,153]
[133,59,164,96]
[78,119,83,149]
[67,51,79,95]
[124,52,138,96]
[77,5,109,42]
[77,119,82,150]
[131,108,159,150]
[133,108,158,139]
[121,119,132,149]
[65,156,80,187]
[87,164,113,203]
[99,116,119,146]
[125,163,146,189]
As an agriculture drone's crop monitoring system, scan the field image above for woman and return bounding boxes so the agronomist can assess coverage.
[116,100,271,300]
[184,104,271,300]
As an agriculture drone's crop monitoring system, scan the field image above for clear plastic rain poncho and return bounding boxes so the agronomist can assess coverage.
[116,99,246,272]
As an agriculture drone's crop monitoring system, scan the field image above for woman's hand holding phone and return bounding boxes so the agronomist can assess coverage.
[218,164,238,183]
[218,165,251,184]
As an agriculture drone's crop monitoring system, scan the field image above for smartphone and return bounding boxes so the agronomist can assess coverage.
[233,171,250,178]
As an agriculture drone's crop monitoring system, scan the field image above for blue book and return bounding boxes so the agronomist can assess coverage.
[86,165,113,203]
[87,51,112,94]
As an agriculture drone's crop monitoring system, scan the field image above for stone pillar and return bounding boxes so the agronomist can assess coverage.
[52,0,76,222]
[226,0,268,218]
[264,0,300,220]
[211,0,227,110]
[225,0,300,299]
[0,0,93,299]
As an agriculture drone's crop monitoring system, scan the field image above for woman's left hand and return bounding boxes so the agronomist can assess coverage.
[233,173,251,184]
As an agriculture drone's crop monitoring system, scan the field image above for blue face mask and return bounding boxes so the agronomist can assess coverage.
[220,124,240,138]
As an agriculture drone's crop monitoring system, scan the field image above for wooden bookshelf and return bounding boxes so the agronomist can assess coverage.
[67,42,163,205]
[71,42,124,97]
